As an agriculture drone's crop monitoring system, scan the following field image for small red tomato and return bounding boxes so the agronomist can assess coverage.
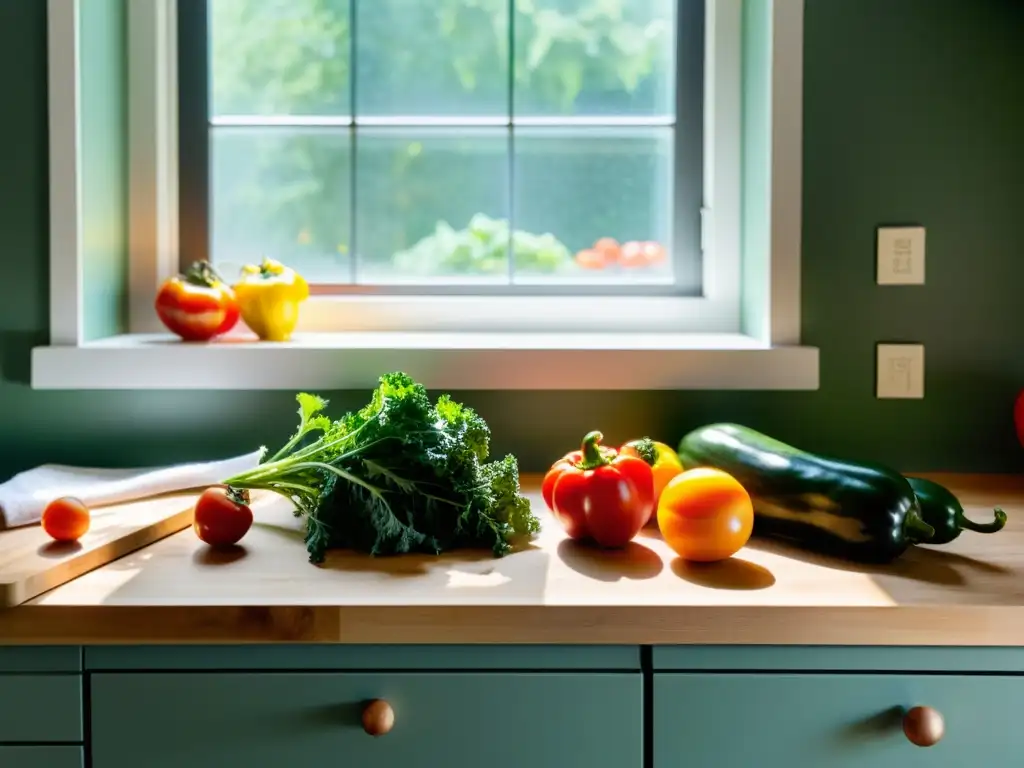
[574,248,608,270]
[618,240,648,268]
[155,260,240,342]
[41,497,91,542]
[641,241,666,264]
[193,487,253,548]
[593,237,621,262]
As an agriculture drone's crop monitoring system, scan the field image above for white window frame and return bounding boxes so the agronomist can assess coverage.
[33,0,818,391]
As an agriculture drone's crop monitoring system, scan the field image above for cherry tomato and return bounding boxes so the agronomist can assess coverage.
[657,468,754,562]
[574,248,609,270]
[193,487,253,548]
[41,497,91,542]
[593,237,621,263]
[618,240,648,268]
[155,260,239,342]
[641,241,666,264]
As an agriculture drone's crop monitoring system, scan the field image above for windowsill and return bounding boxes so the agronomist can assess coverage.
[30,332,819,391]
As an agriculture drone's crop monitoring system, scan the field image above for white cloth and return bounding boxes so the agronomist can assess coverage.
[0,451,264,529]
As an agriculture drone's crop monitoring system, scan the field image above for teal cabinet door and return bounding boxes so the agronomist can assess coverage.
[0,747,83,768]
[656,673,1023,767]
[92,672,642,768]
[0,675,82,742]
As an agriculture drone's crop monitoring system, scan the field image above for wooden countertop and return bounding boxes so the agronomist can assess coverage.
[3,473,1024,646]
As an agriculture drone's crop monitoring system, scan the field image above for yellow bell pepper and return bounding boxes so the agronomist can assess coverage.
[233,258,309,342]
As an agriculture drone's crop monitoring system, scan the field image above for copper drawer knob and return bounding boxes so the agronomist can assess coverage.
[903,705,944,747]
[362,699,395,736]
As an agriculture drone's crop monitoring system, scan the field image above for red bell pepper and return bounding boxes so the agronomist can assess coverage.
[543,431,655,548]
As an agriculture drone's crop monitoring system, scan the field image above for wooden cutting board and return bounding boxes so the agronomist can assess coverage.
[0,492,201,607]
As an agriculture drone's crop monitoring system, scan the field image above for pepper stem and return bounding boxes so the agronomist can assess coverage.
[577,431,612,471]
[904,512,936,544]
[956,507,1007,535]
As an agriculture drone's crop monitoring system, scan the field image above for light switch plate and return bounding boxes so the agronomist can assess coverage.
[876,343,925,399]
[877,226,926,285]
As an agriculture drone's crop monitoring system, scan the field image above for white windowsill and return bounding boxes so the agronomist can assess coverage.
[30,332,819,391]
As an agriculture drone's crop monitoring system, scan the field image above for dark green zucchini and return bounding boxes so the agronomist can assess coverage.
[677,423,935,563]
[906,476,1006,545]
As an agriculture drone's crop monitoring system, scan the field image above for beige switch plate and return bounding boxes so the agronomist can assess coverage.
[876,343,925,399]
[877,226,926,285]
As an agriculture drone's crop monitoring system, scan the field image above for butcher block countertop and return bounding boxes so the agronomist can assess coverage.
[2,473,1024,646]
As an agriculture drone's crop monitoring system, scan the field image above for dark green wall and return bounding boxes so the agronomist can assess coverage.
[1,0,1022,478]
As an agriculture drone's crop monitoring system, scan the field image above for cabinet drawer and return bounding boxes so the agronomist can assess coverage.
[0,675,82,743]
[655,673,1023,767]
[0,746,83,768]
[92,672,642,768]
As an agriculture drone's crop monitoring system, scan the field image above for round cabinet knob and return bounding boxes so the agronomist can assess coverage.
[903,705,945,747]
[361,699,395,737]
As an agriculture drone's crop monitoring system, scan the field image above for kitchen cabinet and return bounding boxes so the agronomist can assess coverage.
[90,671,642,768]
[655,673,1019,767]
[0,747,84,768]
[0,675,82,743]
[2,644,1023,766]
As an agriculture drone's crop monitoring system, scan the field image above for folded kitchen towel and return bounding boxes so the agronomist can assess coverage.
[0,450,264,530]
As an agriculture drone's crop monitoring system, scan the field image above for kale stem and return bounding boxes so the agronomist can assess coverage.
[287,461,386,498]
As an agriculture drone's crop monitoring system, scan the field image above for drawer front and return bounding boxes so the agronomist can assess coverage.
[92,672,642,768]
[0,675,82,743]
[0,747,84,768]
[656,673,1023,767]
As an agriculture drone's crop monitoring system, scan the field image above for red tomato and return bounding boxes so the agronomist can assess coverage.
[155,261,239,342]
[193,487,253,548]
[41,497,91,542]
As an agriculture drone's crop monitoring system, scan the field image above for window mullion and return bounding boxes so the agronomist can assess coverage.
[348,0,359,286]
[506,0,516,288]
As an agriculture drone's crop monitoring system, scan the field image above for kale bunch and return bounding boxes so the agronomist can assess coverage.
[223,372,539,563]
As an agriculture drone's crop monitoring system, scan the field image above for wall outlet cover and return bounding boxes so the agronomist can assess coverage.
[876,343,925,399]
[877,226,926,285]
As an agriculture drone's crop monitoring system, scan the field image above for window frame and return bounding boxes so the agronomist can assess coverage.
[34,0,817,391]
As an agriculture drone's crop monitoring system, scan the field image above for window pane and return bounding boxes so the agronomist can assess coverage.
[209,0,350,117]
[210,128,352,283]
[512,127,673,283]
[513,0,676,118]
[354,129,510,283]
[355,0,510,118]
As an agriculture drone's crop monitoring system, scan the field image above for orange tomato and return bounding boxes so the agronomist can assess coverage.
[41,497,91,542]
[657,468,753,562]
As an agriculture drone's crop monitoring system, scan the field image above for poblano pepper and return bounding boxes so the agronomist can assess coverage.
[906,476,1007,545]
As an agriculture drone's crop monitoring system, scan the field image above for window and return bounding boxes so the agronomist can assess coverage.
[182,0,702,300]
[34,0,817,391]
